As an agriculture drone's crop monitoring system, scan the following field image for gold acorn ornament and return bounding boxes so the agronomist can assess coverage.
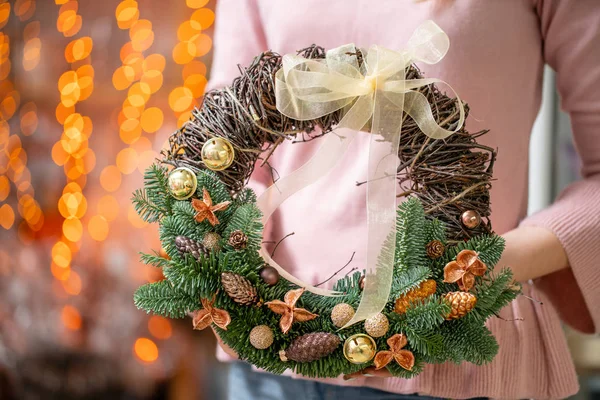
[364,313,389,338]
[202,232,222,252]
[461,210,482,229]
[249,325,274,349]
[331,303,355,328]
[343,334,377,364]
[444,291,477,320]
[201,137,235,171]
[167,167,198,200]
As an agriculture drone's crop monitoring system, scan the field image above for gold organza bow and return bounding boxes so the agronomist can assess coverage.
[257,21,464,328]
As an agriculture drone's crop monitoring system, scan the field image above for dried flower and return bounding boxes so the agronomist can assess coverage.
[374,333,415,371]
[265,288,318,334]
[443,249,487,291]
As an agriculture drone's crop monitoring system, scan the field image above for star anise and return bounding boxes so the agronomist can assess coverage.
[443,249,487,291]
[374,333,415,371]
[191,188,231,226]
[192,294,231,331]
[265,288,318,334]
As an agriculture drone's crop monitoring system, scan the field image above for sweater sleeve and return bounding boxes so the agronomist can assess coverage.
[520,0,600,333]
[205,0,273,193]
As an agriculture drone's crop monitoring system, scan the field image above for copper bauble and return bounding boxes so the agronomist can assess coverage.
[259,265,279,286]
[343,334,377,364]
[461,210,481,229]
[201,137,235,171]
[167,167,197,200]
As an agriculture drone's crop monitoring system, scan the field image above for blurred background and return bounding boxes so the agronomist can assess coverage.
[0,1,598,399]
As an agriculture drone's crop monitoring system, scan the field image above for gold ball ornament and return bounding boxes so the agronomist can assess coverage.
[167,167,198,200]
[461,210,482,229]
[202,232,222,252]
[201,137,235,171]
[330,303,355,328]
[364,313,389,338]
[343,334,377,364]
[249,325,274,349]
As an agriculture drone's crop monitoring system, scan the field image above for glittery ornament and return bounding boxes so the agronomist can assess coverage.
[202,232,222,252]
[249,325,274,349]
[364,313,389,338]
[330,303,355,328]
[444,291,477,319]
[426,240,445,259]
[461,210,482,229]
[201,137,235,171]
[259,265,279,286]
[167,167,197,200]
[343,334,377,364]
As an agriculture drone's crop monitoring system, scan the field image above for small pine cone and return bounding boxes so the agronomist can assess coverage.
[426,240,445,259]
[281,332,340,363]
[444,291,477,320]
[228,230,248,250]
[221,272,258,305]
[394,279,437,314]
[175,235,209,260]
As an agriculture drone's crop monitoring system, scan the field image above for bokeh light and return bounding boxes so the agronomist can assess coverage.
[134,337,158,363]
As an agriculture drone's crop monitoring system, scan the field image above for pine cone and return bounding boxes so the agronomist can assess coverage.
[426,240,445,259]
[394,279,437,314]
[175,235,209,260]
[280,332,340,363]
[221,272,258,305]
[444,291,477,320]
[228,230,248,250]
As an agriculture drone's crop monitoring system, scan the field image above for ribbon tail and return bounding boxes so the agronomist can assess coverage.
[257,133,355,297]
[341,76,403,328]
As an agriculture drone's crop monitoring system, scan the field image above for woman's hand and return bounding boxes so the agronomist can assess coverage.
[343,367,392,380]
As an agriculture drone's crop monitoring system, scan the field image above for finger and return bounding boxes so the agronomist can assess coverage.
[343,366,392,380]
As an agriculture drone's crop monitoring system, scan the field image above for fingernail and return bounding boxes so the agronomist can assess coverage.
[343,375,356,381]
[362,373,376,377]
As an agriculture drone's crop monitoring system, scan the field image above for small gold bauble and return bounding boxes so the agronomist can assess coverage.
[249,325,274,349]
[343,334,377,364]
[167,167,197,200]
[364,313,389,338]
[202,232,222,252]
[331,303,355,328]
[201,137,235,171]
[461,210,482,229]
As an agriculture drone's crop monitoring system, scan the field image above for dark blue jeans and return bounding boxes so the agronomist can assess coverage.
[227,362,445,400]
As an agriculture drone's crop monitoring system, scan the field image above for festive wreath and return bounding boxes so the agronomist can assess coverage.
[133,22,521,378]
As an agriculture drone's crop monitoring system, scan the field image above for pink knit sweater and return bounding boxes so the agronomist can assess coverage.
[208,1,600,398]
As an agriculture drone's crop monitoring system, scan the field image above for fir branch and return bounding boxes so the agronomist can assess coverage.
[134,280,200,318]
[132,188,165,223]
[140,252,171,269]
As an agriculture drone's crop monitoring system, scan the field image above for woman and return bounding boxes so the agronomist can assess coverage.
[207,1,600,398]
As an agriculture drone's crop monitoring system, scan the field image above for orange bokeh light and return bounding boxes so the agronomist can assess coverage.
[0,175,9,201]
[0,204,15,229]
[182,60,207,80]
[190,7,215,29]
[65,36,93,62]
[52,241,72,268]
[119,117,142,144]
[116,0,139,29]
[184,74,207,98]
[88,215,109,241]
[128,204,148,228]
[23,20,40,41]
[172,41,195,65]
[140,69,163,94]
[97,195,119,221]
[61,305,82,330]
[0,3,10,30]
[142,53,166,73]
[169,87,194,113]
[62,270,82,295]
[148,316,172,340]
[186,0,210,10]
[99,165,122,192]
[140,107,163,133]
[134,338,158,363]
[14,0,36,22]
[112,65,136,90]
[116,147,138,174]
[62,217,83,242]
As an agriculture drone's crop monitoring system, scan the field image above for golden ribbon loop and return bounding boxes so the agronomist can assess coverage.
[258,21,464,327]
